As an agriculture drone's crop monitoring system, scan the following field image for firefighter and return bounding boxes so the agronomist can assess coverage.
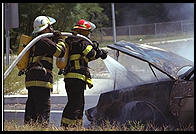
[24,16,66,127]
[60,19,108,128]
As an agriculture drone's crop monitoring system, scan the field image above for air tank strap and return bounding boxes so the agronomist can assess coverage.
[29,53,53,75]
[69,54,89,70]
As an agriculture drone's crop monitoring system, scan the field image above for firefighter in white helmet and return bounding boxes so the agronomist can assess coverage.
[24,16,66,127]
[60,19,108,128]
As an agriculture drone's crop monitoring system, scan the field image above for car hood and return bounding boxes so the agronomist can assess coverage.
[107,40,193,80]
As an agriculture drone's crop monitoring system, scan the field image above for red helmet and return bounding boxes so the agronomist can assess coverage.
[72,19,96,31]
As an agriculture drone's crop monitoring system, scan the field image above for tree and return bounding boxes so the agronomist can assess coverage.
[71,3,109,29]
[8,3,109,53]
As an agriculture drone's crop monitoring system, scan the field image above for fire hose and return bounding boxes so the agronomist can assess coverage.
[3,32,93,79]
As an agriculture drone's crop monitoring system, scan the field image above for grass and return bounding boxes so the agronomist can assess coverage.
[3,57,63,95]
[3,65,26,95]
[3,120,194,131]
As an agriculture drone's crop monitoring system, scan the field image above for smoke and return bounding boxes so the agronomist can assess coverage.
[116,3,194,26]
[163,3,194,21]
[115,3,149,26]
[173,40,194,62]
[157,40,194,62]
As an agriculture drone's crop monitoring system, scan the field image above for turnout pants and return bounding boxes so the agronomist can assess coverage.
[24,87,51,127]
[61,78,86,127]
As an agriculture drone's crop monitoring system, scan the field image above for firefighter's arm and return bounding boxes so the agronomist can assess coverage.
[53,40,66,58]
[82,41,98,61]
[82,41,108,61]
[52,30,66,58]
[91,41,108,60]
[40,37,66,58]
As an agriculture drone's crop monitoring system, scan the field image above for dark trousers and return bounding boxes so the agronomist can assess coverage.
[61,78,86,127]
[24,87,51,127]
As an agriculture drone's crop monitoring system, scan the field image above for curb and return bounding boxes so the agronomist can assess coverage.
[4,94,100,105]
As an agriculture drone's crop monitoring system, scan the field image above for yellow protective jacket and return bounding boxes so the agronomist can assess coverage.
[25,37,66,89]
[64,36,100,88]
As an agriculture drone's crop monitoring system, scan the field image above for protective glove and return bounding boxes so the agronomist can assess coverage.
[100,49,108,59]
[71,31,77,36]
[95,48,102,58]
[53,30,63,42]
[92,41,99,50]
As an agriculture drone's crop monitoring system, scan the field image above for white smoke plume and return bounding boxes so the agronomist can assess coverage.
[164,3,194,21]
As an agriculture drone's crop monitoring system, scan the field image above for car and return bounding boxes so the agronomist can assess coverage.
[85,40,194,128]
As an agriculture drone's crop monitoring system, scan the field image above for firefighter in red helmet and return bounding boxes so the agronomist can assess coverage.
[60,19,107,128]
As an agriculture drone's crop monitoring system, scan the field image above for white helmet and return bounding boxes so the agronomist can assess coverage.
[32,16,56,34]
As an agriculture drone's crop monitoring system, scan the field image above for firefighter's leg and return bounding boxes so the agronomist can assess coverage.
[33,87,51,127]
[61,78,85,128]
[24,88,36,125]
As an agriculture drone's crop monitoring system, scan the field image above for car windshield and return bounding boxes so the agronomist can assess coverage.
[108,41,194,81]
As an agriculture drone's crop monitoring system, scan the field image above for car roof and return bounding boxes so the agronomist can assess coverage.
[107,40,193,80]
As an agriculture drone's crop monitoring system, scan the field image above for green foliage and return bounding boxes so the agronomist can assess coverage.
[73,3,109,28]
[6,3,109,54]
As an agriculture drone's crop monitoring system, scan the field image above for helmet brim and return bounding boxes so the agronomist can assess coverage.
[72,25,90,31]
[32,25,48,34]
[47,16,56,25]
[89,22,96,31]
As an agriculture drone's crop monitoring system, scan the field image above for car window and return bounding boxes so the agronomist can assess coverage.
[177,66,192,76]
[178,66,194,80]
[118,52,169,84]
